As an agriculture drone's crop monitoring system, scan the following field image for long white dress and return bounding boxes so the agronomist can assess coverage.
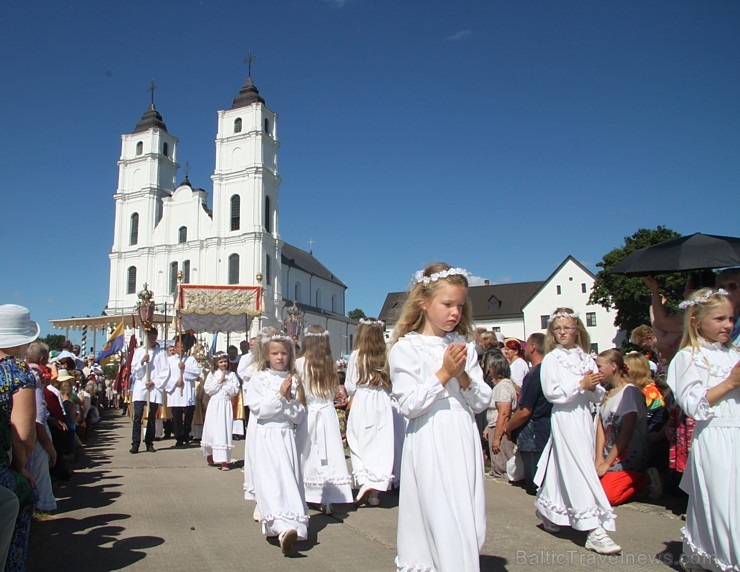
[295,357,353,504]
[200,370,239,463]
[534,347,616,532]
[239,355,258,501]
[346,349,395,490]
[389,332,492,572]
[245,369,309,539]
[666,341,740,572]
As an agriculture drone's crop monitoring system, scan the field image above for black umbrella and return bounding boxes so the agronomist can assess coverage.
[611,233,740,276]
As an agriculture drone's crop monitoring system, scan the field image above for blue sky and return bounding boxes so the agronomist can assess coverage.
[1,0,739,342]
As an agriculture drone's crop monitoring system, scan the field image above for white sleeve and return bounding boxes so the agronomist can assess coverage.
[245,373,296,420]
[459,342,493,414]
[204,372,220,396]
[389,341,446,419]
[152,350,170,390]
[540,353,593,405]
[184,357,201,382]
[224,373,240,397]
[237,354,253,382]
[666,351,713,421]
[345,351,360,396]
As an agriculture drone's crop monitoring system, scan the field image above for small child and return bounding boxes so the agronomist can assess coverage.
[388,263,492,571]
[666,288,739,571]
[245,333,308,555]
[594,349,651,506]
[200,352,239,470]
[346,318,395,506]
[295,325,353,514]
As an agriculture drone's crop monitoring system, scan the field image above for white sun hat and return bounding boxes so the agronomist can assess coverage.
[0,304,41,348]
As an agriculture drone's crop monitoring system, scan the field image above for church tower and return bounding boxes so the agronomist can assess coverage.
[108,97,178,312]
[211,73,282,324]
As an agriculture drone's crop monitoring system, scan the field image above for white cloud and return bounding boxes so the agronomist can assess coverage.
[447,29,472,41]
[468,275,488,286]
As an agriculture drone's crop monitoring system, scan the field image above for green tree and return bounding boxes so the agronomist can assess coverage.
[39,334,66,351]
[589,226,687,333]
[347,308,366,321]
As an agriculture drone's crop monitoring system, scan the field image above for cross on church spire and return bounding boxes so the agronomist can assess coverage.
[308,238,314,255]
[243,50,256,78]
[185,161,190,178]
[147,80,158,106]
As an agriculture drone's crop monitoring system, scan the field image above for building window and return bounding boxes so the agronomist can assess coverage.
[234,118,242,133]
[264,118,270,134]
[492,326,501,333]
[129,213,139,245]
[294,282,301,302]
[315,289,321,308]
[228,254,239,284]
[127,266,137,294]
[230,195,240,231]
[163,142,169,157]
[581,283,587,294]
[169,262,178,294]
[264,196,271,233]
[178,226,187,243]
[265,256,271,286]
[586,312,597,327]
[556,285,562,295]
[183,260,190,284]
[590,343,599,354]
[136,141,143,155]
[540,315,549,329]
[331,294,336,313]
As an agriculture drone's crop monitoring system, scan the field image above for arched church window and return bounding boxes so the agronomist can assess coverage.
[163,142,169,157]
[265,256,271,286]
[315,289,321,308]
[231,195,240,231]
[294,282,301,302]
[264,118,270,134]
[127,266,137,294]
[183,260,190,284]
[264,196,271,233]
[169,262,178,294]
[234,118,242,133]
[228,254,239,284]
[178,226,187,243]
[130,213,139,245]
[136,141,143,156]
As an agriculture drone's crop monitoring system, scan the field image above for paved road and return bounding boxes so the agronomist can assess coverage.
[28,411,685,571]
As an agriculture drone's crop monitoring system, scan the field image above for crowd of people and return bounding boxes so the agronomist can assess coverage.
[0,265,737,571]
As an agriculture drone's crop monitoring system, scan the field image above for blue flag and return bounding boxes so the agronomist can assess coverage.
[96,321,125,365]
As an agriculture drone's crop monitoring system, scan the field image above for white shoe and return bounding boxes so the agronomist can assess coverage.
[646,467,663,500]
[355,485,373,506]
[367,491,380,506]
[535,509,560,533]
[585,527,621,555]
[320,503,333,515]
[253,505,261,522]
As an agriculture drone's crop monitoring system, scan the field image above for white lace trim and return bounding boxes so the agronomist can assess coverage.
[259,511,310,525]
[304,474,353,487]
[552,347,594,376]
[682,527,738,572]
[352,469,394,486]
[690,345,739,379]
[536,495,616,523]
[402,331,468,363]
[200,442,234,452]
[395,557,433,572]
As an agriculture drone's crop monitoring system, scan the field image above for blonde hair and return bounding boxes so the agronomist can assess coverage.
[680,288,735,351]
[623,352,652,389]
[300,324,338,400]
[598,348,627,378]
[391,262,474,345]
[544,307,590,353]
[258,334,305,405]
[353,318,390,388]
[630,325,654,346]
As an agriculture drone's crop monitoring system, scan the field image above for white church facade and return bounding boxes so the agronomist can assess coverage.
[105,74,355,355]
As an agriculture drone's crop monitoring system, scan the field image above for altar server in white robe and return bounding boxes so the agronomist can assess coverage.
[130,329,169,454]
[666,288,740,572]
[534,308,620,555]
[389,263,492,572]
[166,337,201,447]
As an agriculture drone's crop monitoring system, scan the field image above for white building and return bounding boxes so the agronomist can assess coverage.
[379,256,622,353]
[105,74,355,355]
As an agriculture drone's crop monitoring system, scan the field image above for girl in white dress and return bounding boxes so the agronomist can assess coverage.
[665,288,739,572]
[346,318,395,506]
[200,353,240,470]
[245,334,308,555]
[388,263,492,572]
[296,325,353,514]
[534,307,621,555]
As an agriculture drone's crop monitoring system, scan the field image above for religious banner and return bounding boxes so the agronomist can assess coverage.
[177,285,261,333]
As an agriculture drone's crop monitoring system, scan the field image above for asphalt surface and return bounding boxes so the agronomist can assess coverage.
[28,411,687,571]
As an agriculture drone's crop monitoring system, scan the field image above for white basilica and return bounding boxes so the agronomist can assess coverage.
[105,74,355,354]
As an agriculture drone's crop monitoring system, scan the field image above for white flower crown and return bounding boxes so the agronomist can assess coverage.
[413,267,471,285]
[678,288,729,310]
[303,329,330,338]
[260,333,294,345]
[548,311,580,323]
[359,318,385,328]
